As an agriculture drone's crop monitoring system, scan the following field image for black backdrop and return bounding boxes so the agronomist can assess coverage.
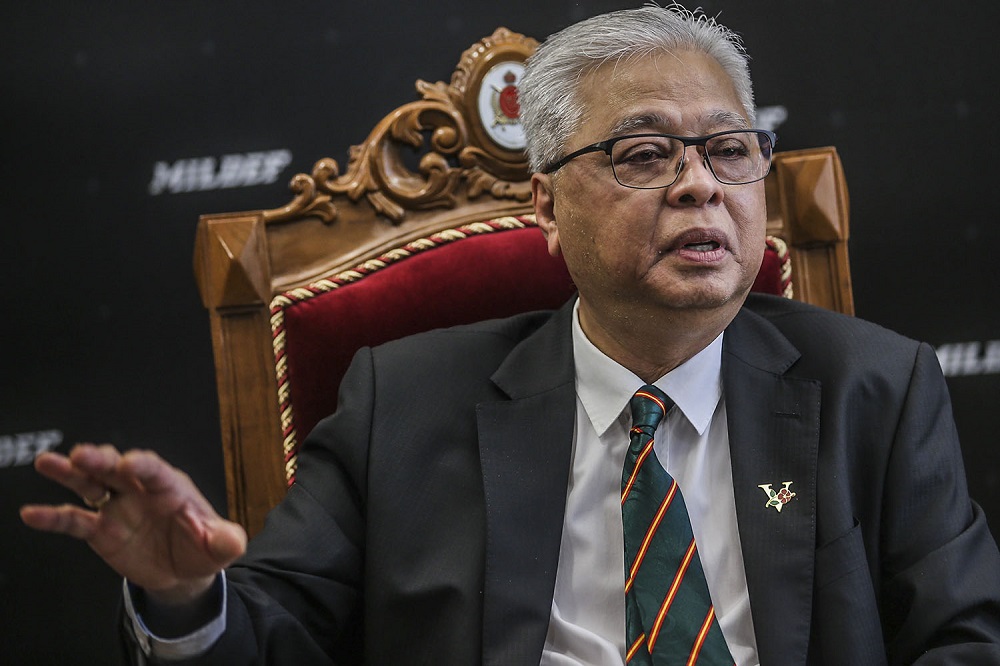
[3,2,998,663]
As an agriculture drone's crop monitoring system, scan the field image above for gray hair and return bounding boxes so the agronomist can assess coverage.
[518,3,757,174]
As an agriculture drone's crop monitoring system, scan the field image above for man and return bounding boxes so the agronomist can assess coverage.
[21,5,1000,664]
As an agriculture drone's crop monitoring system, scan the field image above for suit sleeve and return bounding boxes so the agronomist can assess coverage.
[878,342,1000,664]
[127,348,378,665]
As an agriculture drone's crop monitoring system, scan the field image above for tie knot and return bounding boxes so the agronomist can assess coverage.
[630,385,672,432]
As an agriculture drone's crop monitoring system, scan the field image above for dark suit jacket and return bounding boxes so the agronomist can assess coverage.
[160,294,1000,665]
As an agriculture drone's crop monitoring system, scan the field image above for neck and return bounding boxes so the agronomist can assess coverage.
[577,297,740,383]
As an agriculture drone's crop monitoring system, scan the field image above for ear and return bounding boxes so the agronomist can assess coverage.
[531,173,562,257]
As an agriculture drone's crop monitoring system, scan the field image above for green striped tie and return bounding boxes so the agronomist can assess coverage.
[622,385,734,665]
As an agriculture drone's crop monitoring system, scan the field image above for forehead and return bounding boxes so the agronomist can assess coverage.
[574,49,748,140]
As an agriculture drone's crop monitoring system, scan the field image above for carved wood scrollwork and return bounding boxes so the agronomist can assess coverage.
[263,27,538,225]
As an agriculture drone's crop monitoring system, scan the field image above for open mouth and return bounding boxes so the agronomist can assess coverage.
[671,231,729,263]
[683,240,721,252]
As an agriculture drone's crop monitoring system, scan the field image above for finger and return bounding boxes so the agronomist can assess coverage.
[119,449,183,494]
[68,444,135,495]
[33,451,74,483]
[20,504,101,541]
[121,450,180,493]
[119,450,213,515]
[34,450,113,507]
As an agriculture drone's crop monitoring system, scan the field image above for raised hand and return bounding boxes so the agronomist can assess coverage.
[20,444,247,605]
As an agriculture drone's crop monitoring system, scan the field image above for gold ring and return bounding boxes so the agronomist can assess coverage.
[83,489,113,511]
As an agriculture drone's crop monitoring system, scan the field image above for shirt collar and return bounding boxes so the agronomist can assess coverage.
[572,300,723,437]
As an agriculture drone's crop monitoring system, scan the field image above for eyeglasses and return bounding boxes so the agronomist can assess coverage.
[542,129,777,189]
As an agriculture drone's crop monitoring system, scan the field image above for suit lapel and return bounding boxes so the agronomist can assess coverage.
[474,301,823,664]
[723,307,821,666]
[477,301,577,665]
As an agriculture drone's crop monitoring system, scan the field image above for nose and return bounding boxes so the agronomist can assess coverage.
[666,146,723,205]
[678,145,713,178]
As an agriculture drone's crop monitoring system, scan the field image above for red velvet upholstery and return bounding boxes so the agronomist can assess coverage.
[752,236,792,298]
[272,217,574,477]
[272,216,791,482]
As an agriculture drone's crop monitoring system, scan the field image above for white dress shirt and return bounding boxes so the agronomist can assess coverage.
[540,301,759,665]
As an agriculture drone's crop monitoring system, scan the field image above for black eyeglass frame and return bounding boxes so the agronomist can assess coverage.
[541,128,778,188]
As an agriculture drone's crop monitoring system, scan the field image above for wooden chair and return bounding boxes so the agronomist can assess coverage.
[193,28,853,536]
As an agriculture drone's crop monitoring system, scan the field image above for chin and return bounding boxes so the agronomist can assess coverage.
[653,273,753,312]
[662,291,741,311]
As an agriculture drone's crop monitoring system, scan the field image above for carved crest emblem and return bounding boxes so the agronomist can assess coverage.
[491,70,521,127]
[758,481,796,513]
[477,61,527,150]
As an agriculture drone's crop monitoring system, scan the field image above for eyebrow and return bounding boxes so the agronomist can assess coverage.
[706,110,751,130]
[609,113,671,136]
[609,110,750,137]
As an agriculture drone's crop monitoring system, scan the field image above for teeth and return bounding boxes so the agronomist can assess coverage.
[685,241,719,251]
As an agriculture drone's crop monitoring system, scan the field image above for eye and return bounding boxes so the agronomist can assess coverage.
[708,136,753,161]
[613,137,678,167]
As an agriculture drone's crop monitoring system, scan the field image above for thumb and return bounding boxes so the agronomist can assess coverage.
[179,505,247,569]
[203,518,248,566]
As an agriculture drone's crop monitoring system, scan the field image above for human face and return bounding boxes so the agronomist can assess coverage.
[532,50,767,327]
